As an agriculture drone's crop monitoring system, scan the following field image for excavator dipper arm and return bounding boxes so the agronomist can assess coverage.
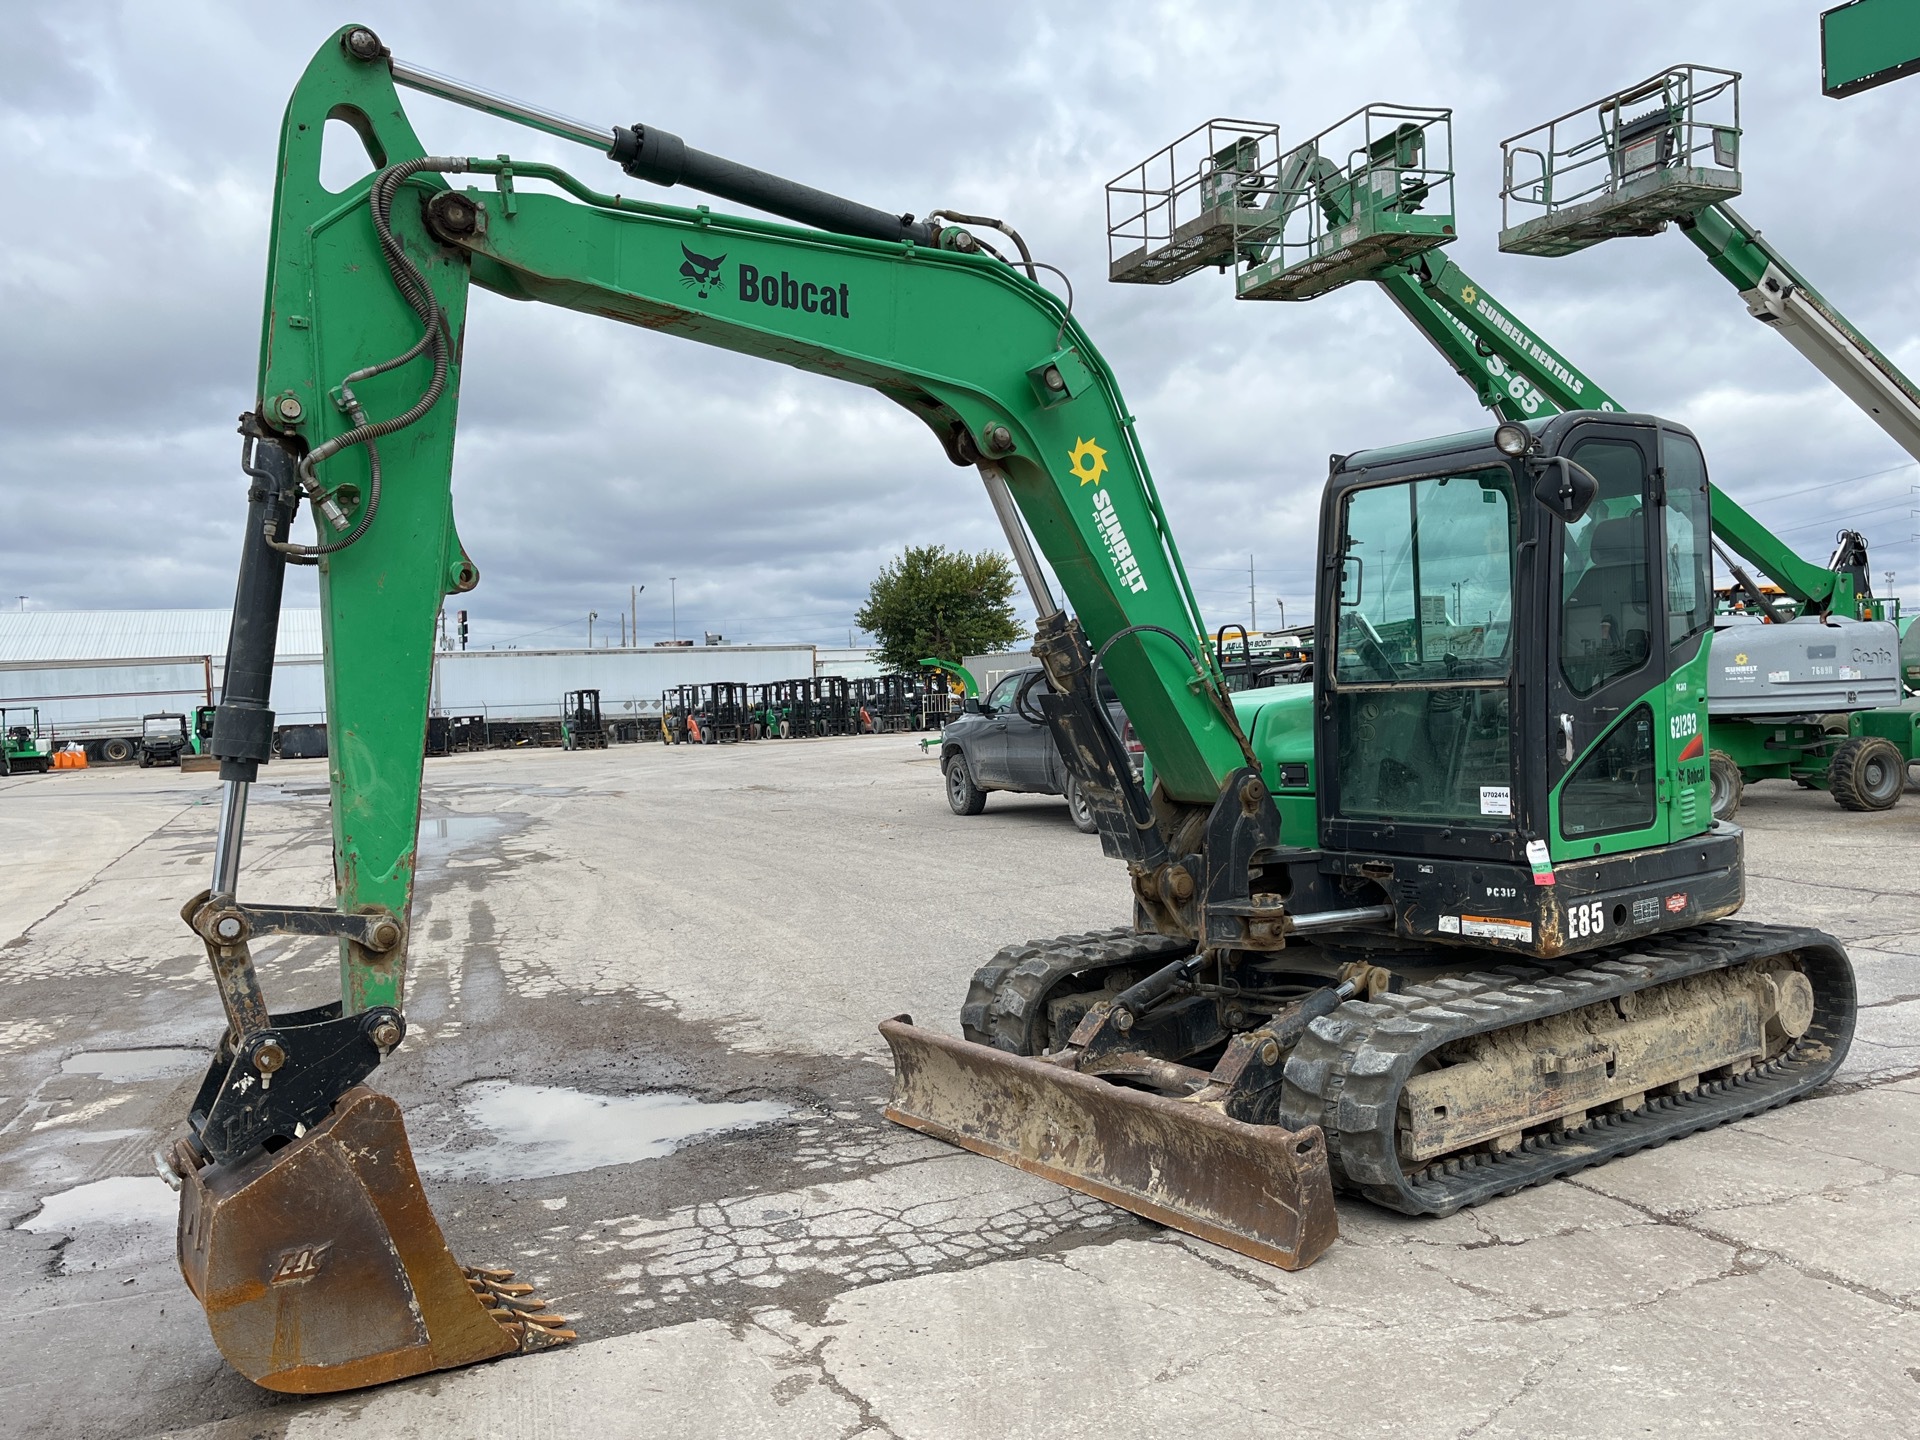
[174,25,1332,1393]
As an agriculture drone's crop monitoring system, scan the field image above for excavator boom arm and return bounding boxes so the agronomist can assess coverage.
[243,29,1264,1013]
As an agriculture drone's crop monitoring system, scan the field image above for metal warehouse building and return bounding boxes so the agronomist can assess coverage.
[0,610,854,754]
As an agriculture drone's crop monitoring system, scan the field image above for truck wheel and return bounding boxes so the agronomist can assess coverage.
[1064,776,1098,834]
[102,737,135,763]
[1708,750,1743,822]
[1829,736,1905,811]
[945,754,987,815]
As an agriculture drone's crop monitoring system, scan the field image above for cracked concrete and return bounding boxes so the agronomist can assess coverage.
[1,742,1916,1439]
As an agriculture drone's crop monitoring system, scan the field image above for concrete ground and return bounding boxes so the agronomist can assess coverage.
[0,738,1915,1439]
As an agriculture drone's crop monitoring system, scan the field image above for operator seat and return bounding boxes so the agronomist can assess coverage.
[1564,514,1650,691]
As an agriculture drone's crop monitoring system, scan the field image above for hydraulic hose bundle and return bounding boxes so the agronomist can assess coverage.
[268,156,470,562]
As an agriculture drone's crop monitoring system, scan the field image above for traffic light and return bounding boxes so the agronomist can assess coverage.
[456,610,468,651]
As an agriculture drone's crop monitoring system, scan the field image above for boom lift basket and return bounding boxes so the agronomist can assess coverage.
[1234,104,1455,302]
[1499,65,1742,257]
[1106,119,1284,284]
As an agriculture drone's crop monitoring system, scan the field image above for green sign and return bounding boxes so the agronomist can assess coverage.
[1822,0,1920,98]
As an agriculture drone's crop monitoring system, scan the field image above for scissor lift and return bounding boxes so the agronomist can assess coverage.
[1498,65,1742,258]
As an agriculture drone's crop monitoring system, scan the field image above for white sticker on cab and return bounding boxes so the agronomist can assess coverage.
[1479,785,1512,817]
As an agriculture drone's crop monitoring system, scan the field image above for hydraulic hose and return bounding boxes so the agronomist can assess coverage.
[269,156,470,561]
[931,210,1037,281]
[1092,623,1261,772]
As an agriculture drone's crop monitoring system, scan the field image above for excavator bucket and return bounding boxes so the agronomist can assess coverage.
[177,1086,571,1393]
[879,1019,1339,1269]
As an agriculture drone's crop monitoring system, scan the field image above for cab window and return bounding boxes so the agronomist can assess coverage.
[1560,439,1651,697]
[1560,705,1657,838]
[985,673,1026,711]
[1663,433,1713,646]
[1334,468,1516,684]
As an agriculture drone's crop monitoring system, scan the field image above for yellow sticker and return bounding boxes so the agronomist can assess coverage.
[1068,437,1108,486]
[1461,284,1478,305]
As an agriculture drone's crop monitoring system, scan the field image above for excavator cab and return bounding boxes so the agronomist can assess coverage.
[1316,409,1730,953]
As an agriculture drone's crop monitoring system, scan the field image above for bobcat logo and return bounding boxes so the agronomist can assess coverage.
[680,244,727,299]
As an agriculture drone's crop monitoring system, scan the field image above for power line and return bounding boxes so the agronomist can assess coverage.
[1735,460,1916,510]
[1766,496,1918,537]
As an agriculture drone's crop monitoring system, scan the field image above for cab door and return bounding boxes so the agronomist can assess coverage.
[1546,423,1679,863]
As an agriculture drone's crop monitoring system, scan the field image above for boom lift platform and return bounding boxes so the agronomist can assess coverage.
[172,25,1856,1397]
[1496,66,1742,258]
[1500,65,1920,483]
[1111,100,1913,818]
[1106,106,1455,301]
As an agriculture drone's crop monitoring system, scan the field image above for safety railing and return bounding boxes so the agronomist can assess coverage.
[1106,118,1283,284]
[1498,65,1741,257]
[1232,103,1454,302]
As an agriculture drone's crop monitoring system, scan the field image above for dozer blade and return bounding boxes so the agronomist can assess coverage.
[178,1085,571,1393]
[880,1018,1338,1270]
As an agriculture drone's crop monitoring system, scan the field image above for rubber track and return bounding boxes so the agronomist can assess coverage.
[960,926,1194,1053]
[1275,920,1857,1216]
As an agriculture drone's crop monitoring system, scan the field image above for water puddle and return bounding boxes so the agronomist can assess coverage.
[419,1081,789,1182]
[416,814,509,868]
[16,1175,177,1233]
[61,1048,207,1083]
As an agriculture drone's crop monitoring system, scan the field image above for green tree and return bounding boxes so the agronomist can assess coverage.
[856,545,1026,672]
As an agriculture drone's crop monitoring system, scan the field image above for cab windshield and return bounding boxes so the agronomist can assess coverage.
[1330,466,1516,826]
[1335,468,1516,684]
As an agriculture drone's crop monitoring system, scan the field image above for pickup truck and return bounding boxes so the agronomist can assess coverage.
[939,665,1133,833]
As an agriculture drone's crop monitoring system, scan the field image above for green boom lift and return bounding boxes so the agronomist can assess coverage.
[167,26,1855,1397]
[1498,64,1920,790]
[1107,101,1913,819]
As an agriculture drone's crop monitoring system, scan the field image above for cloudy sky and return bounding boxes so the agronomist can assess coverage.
[5,1,1918,651]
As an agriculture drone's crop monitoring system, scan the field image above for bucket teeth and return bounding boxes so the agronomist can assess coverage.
[466,1265,573,1351]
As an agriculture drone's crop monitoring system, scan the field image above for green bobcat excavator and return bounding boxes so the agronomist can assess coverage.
[172,25,1854,1395]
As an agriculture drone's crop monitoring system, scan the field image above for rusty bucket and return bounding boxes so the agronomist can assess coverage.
[178,1086,571,1393]
[880,1018,1338,1270]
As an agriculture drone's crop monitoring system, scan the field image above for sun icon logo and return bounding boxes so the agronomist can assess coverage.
[1068,437,1108,486]
[1461,285,1477,305]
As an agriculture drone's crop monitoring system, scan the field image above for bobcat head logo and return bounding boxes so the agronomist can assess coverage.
[680,244,727,299]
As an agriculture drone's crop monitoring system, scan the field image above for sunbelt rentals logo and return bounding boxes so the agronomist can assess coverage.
[1071,437,1147,594]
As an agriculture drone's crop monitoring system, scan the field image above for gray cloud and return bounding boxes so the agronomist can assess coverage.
[4,0,1917,649]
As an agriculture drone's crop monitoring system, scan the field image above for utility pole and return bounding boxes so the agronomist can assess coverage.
[620,613,626,647]
[631,584,643,646]
[1274,597,1285,631]
[1248,554,1256,637]
[670,577,677,641]
[587,611,597,648]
